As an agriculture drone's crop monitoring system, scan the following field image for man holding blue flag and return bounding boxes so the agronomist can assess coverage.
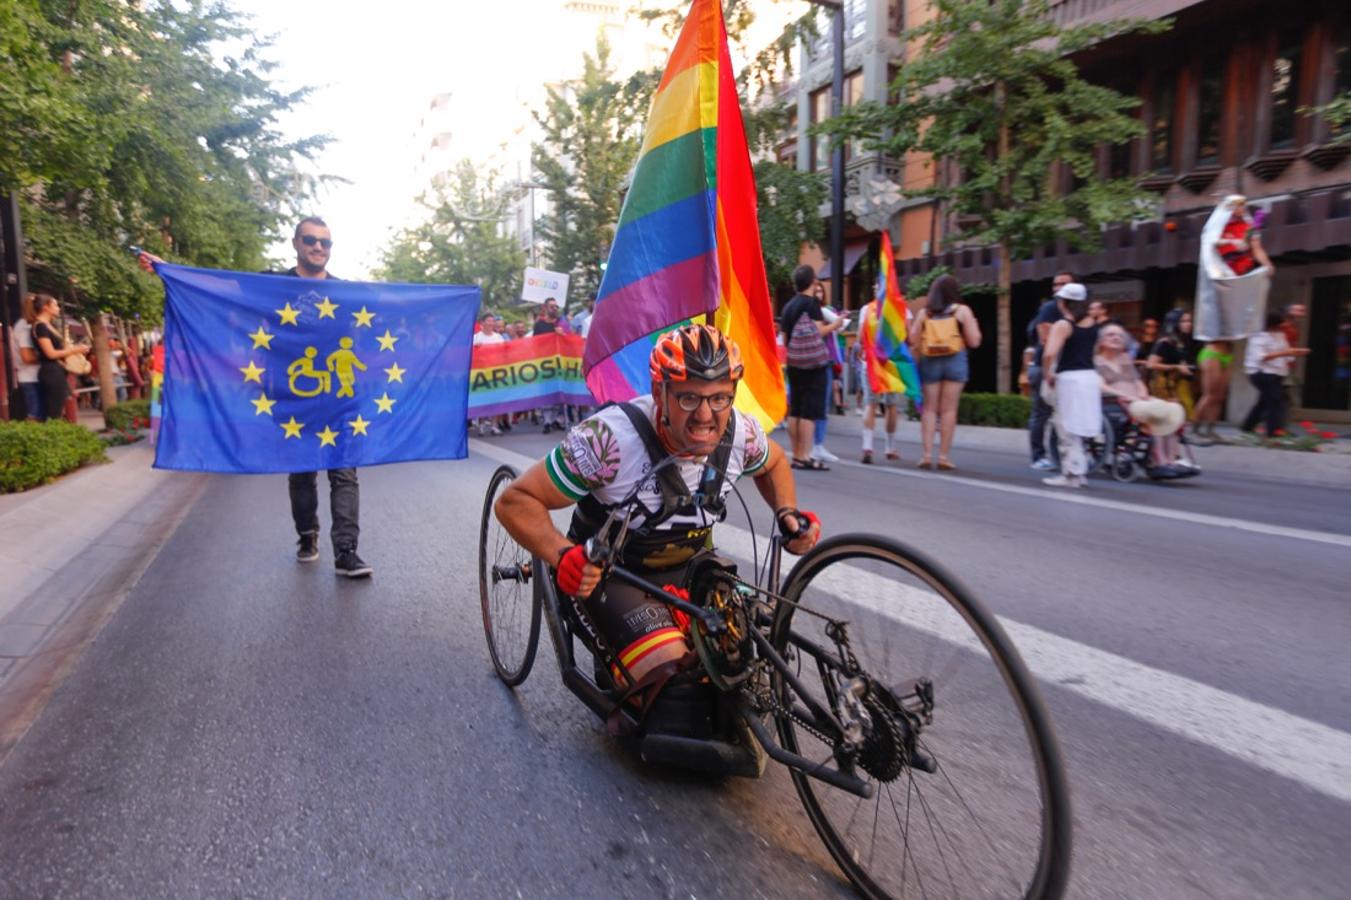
[139,215,479,579]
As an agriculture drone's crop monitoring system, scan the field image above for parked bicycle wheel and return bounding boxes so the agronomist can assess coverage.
[479,464,542,686]
[772,534,1072,899]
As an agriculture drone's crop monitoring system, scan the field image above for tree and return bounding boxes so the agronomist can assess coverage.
[374,160,525,311]
[827,0,1167,392]
[532,37,656,303]
[1305,92,1351,143]
[5,0,330,325]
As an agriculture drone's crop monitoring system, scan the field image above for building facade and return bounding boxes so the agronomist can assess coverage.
[785,0,1350,422]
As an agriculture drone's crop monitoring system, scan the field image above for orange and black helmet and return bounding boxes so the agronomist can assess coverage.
[649,323,744,384]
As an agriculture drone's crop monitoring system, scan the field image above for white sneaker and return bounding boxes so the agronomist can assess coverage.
[855,407,865,417]
[1041,474,1084,489]
[812,445,841,462]
[1030,458,1056,471]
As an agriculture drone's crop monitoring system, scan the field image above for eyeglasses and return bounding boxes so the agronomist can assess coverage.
[673,391,736,413]
[300,235,333,248]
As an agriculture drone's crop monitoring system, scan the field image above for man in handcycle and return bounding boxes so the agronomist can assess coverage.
[495,323,820,733]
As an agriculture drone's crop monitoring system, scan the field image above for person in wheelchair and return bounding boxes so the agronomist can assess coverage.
[1095,323,1196,479]
[494,323,821,733]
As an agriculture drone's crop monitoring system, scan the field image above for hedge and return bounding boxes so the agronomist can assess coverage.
[905,393,1032,429]
[104,399,152,432]
[0,420,109,493]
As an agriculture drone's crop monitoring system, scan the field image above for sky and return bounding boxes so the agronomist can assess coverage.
[228,0,804,278]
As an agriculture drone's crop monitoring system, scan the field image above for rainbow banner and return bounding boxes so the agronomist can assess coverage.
[469,333,594,418]
[866,231,922,403]
[582,0,785,431]
[148,344,165,446]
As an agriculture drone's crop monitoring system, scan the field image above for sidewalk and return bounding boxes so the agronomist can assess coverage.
[0,442,207,761]
[819,411,1351,488]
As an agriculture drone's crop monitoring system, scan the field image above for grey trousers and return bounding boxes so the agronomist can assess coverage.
[1027,365,1055,462]
[288,468,359,551]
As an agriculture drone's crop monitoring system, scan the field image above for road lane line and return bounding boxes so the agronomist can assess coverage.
[826,455,1351,549]
[470,438,1351,804]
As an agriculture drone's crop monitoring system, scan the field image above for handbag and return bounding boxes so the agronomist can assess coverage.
[60,322,91,376]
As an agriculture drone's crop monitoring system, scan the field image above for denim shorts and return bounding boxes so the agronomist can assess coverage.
[918,351,969,384]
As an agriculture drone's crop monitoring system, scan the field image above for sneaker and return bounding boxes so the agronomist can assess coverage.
[335,549,373,578]
[1041,474,1083,489]
[861,450,874,464]
[812,445,841,463]
[1030,458,1056,471]
[296,531,320,563]
[885,450,901,461]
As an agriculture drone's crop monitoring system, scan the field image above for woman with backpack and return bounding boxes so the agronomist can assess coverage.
[909,275,981,470]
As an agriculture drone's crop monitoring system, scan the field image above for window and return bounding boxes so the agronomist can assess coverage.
[810,87,831,170]
[1196,56,1225,166]
[1333,36,1351,139]
[1108,138,1134,179]
[1150,79,1175,174]
[1269,30,1304,149]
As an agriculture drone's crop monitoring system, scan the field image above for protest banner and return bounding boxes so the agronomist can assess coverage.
[469,332,594,417]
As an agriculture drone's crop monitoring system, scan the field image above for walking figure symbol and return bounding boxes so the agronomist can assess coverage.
[325,338,367,398]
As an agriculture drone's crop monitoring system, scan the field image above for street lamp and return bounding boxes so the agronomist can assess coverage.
[806,0,845,312]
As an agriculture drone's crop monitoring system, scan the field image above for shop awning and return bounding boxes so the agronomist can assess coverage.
[817,240,871,279]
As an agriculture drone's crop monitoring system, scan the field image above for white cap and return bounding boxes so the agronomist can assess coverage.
[1055,283,1088,302]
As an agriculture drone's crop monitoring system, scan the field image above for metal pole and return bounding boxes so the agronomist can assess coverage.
[830,4,845,312]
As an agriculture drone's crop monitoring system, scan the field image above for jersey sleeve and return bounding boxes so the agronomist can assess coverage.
[545,413,624,501]
[740,413,771,477]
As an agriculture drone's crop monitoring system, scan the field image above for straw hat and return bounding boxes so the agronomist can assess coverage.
[1128,399,1185,437]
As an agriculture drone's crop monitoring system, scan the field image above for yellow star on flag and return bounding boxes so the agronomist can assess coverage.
[376,329,399,352]
[384,362,406,383]
[251,393,277,416]
[240,360,265,383]
[248,326,274,350]
[276,302,300,326]
[316,425,339,447]
[280,417,304,439]
[352,306,375,328]
[374,392,396,414]
[315,296,339,319]
[348,414,370,436]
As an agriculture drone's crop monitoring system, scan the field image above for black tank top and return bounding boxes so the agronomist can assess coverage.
[1057,321,1099,373]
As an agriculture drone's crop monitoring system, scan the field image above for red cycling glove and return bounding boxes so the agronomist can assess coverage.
[557,544,590,596]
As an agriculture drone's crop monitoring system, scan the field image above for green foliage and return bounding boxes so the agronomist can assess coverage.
[754,157,827,291]
[533,37,657,302]
[1302,91,1351,144]
[828,0,1164,258]
[956,393,1033,428]
[0,420,108,493]
[374,161,526,312]
[104,400,152,433]
[3,0,331,323]
[905,265,995,302]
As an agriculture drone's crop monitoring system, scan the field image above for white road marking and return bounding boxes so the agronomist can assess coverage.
[826,455,1351,549]
[470,438,1351,804]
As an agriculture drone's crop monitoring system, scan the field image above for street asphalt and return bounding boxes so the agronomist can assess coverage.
[0,423,1347,898]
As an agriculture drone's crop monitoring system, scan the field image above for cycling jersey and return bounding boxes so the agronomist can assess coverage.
[546,396,770,569]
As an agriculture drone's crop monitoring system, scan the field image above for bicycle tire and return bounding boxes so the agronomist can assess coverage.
[479,464,542,686]
[771,534,1072,899]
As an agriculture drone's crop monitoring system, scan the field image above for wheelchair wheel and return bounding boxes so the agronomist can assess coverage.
[1110,454,1140,483]
[772,534,1072,899]
[478,464,542,686]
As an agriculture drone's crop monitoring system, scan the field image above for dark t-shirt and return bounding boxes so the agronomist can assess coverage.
[1151,337,1182,366]
[32,321,65,376]
[1027,299,1060,357]
[779,293,823,334]
[533,318,558,336]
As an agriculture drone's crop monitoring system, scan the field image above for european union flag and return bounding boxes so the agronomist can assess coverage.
[153,264,480,474]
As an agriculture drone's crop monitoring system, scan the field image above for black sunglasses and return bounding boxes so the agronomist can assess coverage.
[300,235,333,248]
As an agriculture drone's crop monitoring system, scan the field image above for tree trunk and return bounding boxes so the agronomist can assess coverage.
[997,242,1012,394]
[995,81,1012,395]
[89,314,116,427]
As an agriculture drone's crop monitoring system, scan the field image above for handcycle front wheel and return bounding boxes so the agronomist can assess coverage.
[478,464,542,686]
[771,534,1072,899]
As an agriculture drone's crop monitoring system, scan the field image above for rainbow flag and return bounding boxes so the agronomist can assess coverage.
[582,0,785,431]
[866,231,921,403]
[467,333,593,417]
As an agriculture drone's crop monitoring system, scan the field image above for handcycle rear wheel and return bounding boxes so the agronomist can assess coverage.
[771,534,1072,899]
[478,464,542,686]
